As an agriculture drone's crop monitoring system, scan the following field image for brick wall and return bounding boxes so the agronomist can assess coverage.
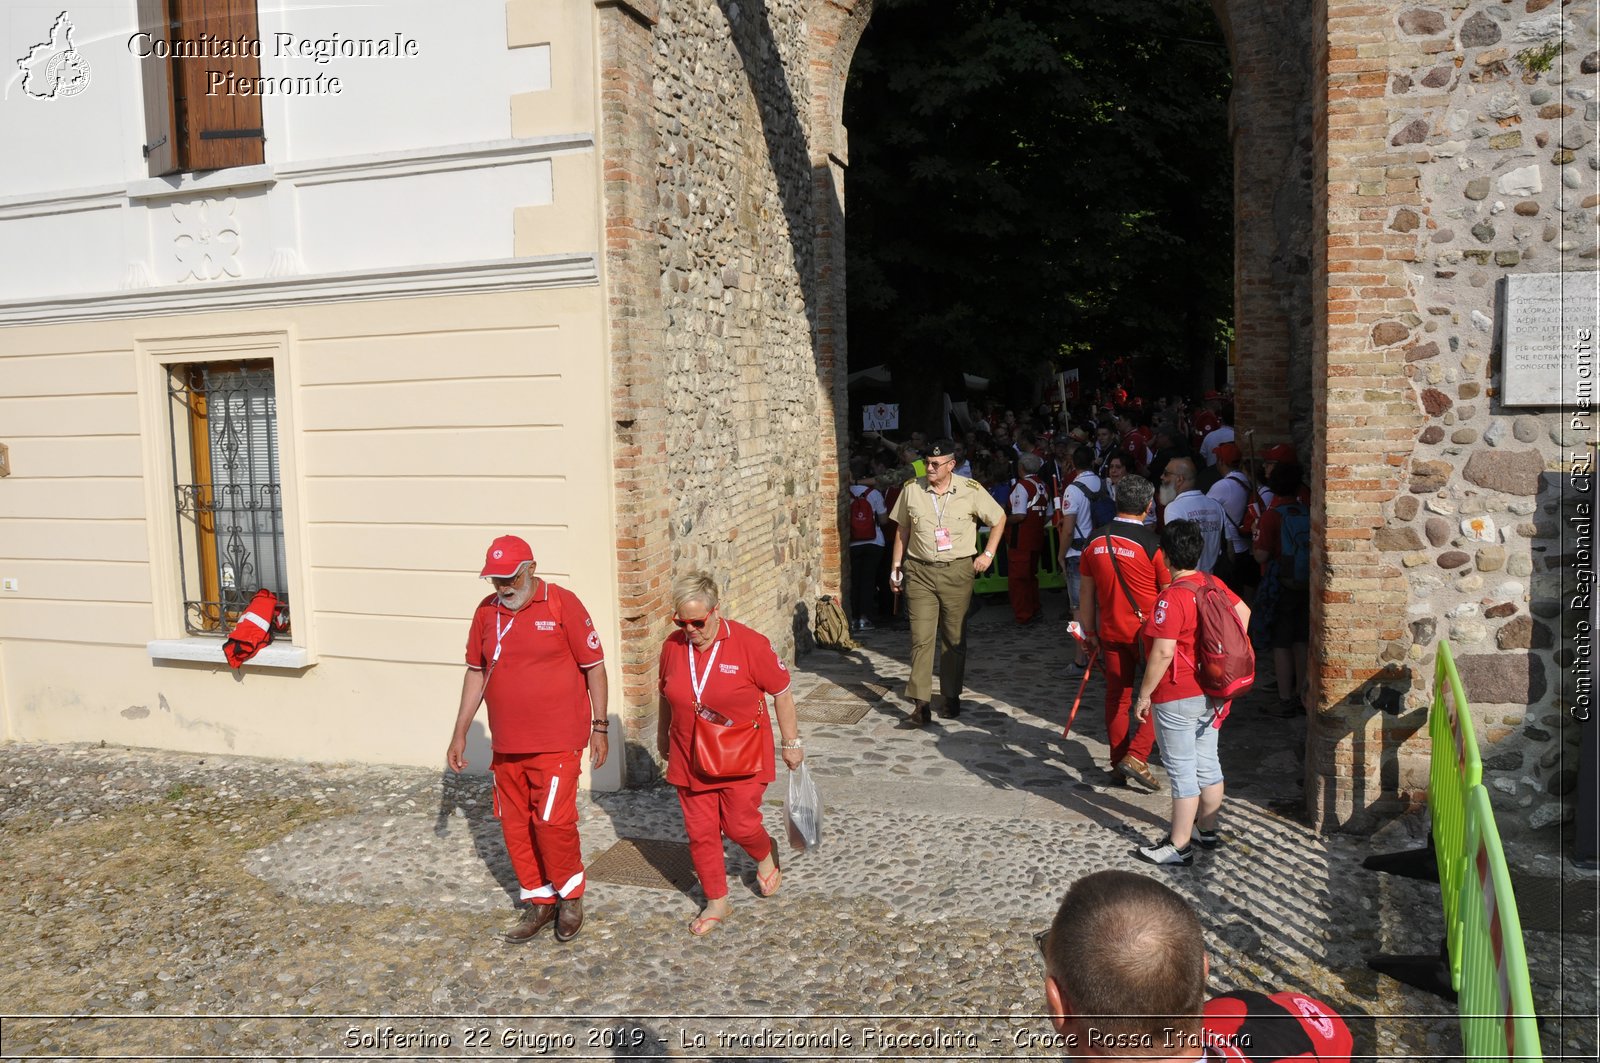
[1306,0,1596,832]
[599,0,870,782]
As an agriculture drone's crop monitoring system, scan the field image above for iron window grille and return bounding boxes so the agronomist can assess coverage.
[167,361,290,636]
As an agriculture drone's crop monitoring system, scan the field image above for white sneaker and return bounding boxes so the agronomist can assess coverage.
[858,618,874,631]
[1136,837,1194,866]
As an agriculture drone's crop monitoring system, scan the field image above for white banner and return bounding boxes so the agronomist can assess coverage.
[863,403,900,431]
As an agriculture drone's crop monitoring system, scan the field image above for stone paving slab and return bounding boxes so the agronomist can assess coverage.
[1,597,1595,1060]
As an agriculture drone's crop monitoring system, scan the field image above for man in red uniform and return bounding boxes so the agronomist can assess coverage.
[1040,870,1353,1062]
[447,535,609,944]
[1007,452,1052,624]
[1076,474,1170,790]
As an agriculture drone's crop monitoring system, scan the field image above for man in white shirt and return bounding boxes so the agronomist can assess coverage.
[1199,419,1236,468]
[1206,442,1258,597]
[1059,446,1105,670]
[1158,457,1227,574]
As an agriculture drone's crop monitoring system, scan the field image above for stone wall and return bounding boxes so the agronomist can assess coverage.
[602,0,868,782]
[1310,0,1597,832]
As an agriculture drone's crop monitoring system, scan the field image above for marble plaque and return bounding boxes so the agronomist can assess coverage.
[1501,272,1599,407]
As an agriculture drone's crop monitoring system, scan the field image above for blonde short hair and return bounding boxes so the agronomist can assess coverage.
[671,572,719,614]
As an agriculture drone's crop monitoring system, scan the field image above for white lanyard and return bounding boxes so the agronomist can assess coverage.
[686,625,723,709]
[493,610,516,664]
[930,485,952,529]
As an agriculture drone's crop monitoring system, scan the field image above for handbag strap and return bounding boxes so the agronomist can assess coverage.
[1104,529,1146,623]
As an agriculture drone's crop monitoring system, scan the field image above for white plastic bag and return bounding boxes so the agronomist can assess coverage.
[784,761,823,852]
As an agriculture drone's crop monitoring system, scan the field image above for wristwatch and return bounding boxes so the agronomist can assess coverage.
[982,550,995,559]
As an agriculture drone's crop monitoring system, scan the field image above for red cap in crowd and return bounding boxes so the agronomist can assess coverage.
[1214,441,1242,465]
[480,535,534,578]
[1265,443,1297,463]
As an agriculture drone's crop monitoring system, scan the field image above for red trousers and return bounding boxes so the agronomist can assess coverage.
[676,781,772,901]
[1100,641,1154,767]
[491,750,585,904]
[1008,514,1045,623]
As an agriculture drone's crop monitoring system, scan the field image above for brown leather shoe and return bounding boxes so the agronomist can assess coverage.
[553,896,584,942]
[502,903,558,943]
[896,702,931,729]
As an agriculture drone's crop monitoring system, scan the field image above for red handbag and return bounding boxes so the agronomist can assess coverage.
[690,707,764,780]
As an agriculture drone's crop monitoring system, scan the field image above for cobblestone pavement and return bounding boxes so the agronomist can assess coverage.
[2,596,1595,1060]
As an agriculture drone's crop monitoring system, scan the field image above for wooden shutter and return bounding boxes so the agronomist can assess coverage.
[173,0,265,171]
[137,0,179,176]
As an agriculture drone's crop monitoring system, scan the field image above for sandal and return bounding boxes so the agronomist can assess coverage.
[756,836,782,897]
[689,913,724,937]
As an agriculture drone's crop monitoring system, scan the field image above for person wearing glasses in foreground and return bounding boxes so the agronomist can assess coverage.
[447,535,609,944]
[1039,870,1352,1061]
[656,572,804,936]
[887,437,1007,727]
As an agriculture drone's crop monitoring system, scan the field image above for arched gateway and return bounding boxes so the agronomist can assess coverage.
[600,0,1593,835]
[0,1,1582,832]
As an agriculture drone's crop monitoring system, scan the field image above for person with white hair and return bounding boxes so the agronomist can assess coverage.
[656,572,804,936]
[447,534,609,945]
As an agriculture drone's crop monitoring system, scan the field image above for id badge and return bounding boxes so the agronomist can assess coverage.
[934,527,953,552]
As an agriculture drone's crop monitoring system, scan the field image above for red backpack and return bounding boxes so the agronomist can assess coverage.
[1173,574,1255,701]
[848,489,877,542]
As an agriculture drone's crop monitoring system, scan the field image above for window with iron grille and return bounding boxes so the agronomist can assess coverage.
[167,361,289,636]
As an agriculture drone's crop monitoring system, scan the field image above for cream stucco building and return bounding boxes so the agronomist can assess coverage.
[0,1,628,784]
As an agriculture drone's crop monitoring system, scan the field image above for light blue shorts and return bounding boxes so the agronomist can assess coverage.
[1152,694,1225,799]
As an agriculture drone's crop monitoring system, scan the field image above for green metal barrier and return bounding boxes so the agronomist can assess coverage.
[1458,785,1544,1062]
[972,524,1065,594]
[1431,641,1484,990]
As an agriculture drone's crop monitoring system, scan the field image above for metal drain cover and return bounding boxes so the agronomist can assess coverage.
[585,837,697,892]
[794,680,886,724]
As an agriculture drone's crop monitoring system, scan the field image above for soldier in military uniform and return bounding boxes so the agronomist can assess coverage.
[888,438,1007,727]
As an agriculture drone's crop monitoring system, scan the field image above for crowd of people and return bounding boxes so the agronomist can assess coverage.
[846,387,1314,864]
[434,384,1348,1059]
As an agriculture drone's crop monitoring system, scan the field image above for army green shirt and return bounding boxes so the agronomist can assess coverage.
[888,476,1007,562]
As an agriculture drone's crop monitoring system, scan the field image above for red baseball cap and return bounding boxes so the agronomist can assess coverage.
[1214,441,1242,464]
[480,534,534,578]
[1265,443,1297,463]
[1202,389,1223,400]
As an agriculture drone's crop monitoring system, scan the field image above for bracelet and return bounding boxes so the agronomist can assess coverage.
[591,722,609,732]
[782,739,804,749]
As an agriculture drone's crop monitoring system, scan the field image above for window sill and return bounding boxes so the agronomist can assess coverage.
[147,638,313,670]
[127,165,276,203]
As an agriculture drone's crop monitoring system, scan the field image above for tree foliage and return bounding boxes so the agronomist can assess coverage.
[843,0,1233,425]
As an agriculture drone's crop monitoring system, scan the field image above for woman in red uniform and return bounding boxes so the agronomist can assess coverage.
[656,572,805,936]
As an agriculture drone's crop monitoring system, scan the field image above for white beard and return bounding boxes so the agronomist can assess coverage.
[1158,484,1178,507]
[498,582,535,611]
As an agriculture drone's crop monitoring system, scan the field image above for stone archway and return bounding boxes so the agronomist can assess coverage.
[600,0,1590,832]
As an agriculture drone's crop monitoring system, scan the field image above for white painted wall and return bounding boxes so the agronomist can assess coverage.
[0,0,585,307]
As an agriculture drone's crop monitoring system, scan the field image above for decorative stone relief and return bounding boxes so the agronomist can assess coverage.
[172,199,242,282]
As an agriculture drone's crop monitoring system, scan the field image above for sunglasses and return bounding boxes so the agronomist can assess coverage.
[1033,928,1050,963]
[672,611,716,630]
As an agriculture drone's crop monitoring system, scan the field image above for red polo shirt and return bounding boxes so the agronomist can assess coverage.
[659,618,791,790]
[465,581,604,754]
[1079,519,1171,644]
